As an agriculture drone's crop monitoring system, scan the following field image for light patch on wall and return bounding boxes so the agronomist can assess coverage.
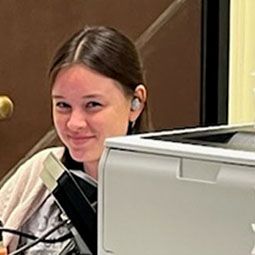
[229,0,255,124]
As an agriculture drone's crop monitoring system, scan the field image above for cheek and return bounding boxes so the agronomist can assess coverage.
[52,111,59,127]
[101,109,130,136]
[53,113,66,132]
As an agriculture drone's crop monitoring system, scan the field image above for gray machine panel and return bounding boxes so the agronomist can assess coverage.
[98,124,255,255]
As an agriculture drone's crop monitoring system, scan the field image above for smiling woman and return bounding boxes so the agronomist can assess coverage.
[49,26,152,179]
[52,64,143,179]
[0,25,153,254]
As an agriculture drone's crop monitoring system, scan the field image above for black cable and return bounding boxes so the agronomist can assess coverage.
[0,220,3,242]
[0,227,72,243]
[9,219,70,255]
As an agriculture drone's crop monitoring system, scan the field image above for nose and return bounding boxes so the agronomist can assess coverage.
[67,109,87,131]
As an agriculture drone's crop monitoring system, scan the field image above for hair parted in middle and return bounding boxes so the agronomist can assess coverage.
[49,25,153,133]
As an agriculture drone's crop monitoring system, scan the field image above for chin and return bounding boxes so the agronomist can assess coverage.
[69,149,86,163]
[69,148,101,164]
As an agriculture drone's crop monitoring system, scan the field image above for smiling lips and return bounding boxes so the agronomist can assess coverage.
[68,135,95,146]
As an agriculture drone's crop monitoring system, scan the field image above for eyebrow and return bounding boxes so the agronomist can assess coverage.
[52,95,64,99]
[51,94,104,99]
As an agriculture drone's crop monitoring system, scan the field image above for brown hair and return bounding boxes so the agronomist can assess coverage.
[49,25,152,133]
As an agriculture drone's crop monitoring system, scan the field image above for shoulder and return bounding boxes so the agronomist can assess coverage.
[18,147,65,176]
[1,147,65,188]
[0,147,65,220]
[16,147,65,170]
[27,147,65,164]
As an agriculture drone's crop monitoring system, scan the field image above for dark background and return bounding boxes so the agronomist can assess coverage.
[0,0,229,180]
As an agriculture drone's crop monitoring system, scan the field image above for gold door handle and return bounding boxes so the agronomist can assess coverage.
[0,95,14,120]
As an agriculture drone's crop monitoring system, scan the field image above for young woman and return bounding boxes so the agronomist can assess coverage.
[0,25,152,254]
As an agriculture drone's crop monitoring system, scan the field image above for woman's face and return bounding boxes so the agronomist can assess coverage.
[52,64,133,164]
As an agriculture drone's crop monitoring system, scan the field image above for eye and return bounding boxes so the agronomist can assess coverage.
[55,102,71,112]
[56,102,70,108]
[86,101,102,109]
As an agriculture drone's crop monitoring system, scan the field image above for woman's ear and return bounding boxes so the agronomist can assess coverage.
[129,84,147,122]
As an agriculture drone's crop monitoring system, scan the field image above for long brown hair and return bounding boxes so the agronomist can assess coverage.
[49,25,152,133]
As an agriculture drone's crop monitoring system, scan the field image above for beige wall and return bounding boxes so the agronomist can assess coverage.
[229,0,255,124]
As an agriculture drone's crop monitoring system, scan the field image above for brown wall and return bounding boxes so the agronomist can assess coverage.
[0,0,201,179]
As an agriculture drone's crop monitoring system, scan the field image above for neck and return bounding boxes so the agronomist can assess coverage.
[83,161,99,180]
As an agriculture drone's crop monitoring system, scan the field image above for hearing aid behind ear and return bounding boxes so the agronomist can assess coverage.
[131,98,140,111]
